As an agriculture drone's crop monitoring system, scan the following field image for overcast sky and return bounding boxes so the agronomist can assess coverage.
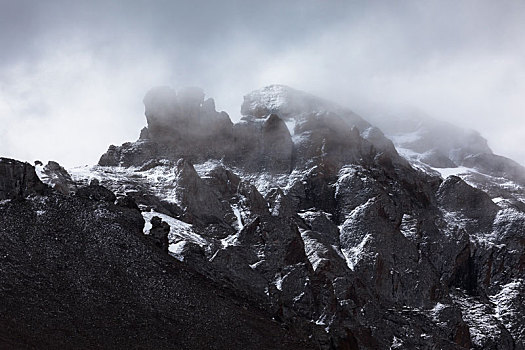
[1,0,524,167]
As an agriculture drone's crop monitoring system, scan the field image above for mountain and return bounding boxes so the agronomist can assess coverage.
[0,158,315,350]
[375,113,525,203]
[2,85,524,349]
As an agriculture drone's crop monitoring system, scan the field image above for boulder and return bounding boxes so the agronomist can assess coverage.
[75,180,117,202]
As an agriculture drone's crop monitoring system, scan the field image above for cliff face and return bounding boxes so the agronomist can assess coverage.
[0,158,47,200]
[2,85,525,349]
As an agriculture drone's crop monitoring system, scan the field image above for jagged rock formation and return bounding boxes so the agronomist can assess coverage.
[99,85,400,174]
[2,85,525,349]
[35,160,77,194]
[148,216,170,253]
[0,158,315,350]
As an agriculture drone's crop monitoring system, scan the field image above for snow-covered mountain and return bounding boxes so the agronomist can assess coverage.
[378,114,525,204]
[1,85,524,349]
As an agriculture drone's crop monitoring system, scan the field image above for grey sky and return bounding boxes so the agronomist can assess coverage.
[1,0,524,167]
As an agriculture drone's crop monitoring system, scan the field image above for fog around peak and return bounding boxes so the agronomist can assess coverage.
[0,0,524,167]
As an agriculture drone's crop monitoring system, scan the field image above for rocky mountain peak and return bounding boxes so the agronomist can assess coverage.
[142,86,232,148]
[241,85,369,129]
[13,85,524,349]
[100,86,404,174]
[241,84,312,118]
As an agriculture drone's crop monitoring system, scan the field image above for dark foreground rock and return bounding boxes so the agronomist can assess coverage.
[0,158,47,199]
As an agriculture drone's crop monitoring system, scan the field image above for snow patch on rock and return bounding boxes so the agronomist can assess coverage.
[142,211,207,253]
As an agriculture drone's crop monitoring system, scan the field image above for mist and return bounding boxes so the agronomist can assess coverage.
[1,0,524,167]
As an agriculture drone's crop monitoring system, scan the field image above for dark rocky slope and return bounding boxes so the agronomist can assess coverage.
[0,158,315,350]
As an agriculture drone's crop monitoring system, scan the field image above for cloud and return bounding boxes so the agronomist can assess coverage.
[0,0,524,167]
[0,39,172,166]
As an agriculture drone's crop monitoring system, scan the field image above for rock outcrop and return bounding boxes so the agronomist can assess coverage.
[0,158,47,200]
[35,160,77,195]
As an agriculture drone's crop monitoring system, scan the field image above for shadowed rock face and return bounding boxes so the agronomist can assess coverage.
[437,176,499,221]
[5,85,525,349]
[143,86,234,159]
[0,158,47,200]
[148,216,170,253]
[174,158,235,227]
[230,114,294,173]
